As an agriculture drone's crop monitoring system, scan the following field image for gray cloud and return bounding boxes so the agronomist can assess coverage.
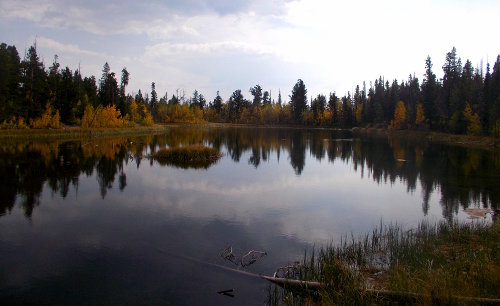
[0,0,295,35]
[140,0,295,16]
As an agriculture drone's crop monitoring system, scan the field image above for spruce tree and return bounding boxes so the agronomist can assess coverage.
[290,79,307,123]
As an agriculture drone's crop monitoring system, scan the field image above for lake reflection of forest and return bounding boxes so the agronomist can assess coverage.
[0,127,498,221]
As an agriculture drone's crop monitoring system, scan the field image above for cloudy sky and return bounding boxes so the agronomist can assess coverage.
[1,0,499,102]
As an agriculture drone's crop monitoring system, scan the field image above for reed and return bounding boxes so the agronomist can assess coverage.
[270,220,500,305]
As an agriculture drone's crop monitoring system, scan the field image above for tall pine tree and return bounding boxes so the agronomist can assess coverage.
[290,79,307,123]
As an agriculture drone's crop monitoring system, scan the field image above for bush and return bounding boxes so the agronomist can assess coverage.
[30,105,61,129]
[1,116,29,129]
[81,104,128,128]
[152,145,221,169]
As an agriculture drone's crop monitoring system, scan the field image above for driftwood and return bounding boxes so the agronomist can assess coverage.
[261,275,322,290]
[261,275,500,305]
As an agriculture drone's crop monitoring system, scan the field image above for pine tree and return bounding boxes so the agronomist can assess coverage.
[290,79,307,123]
[422,56,437,128]
[58,66,77,123]
[0,43,21,121]
[262,91,271,106]
[249,84,263,110]
[212,91,223,113]
[328,92,338,126]
[442,47,463,132]
[311,94,326,124]
[490,55,500,136]
[21,44,49,120]
[118,67,130,116]
[150,82,158,118]
[229,89,245,121]
[98,62,118,107]
[83,76,98,107]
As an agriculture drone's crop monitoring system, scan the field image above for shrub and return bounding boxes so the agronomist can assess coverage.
[81,104,128,128]
[29,105,61,129]
[152,145,221,169]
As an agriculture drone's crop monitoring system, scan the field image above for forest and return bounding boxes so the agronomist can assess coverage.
[1,42,500,136]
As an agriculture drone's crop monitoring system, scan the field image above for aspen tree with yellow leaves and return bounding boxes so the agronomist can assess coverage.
[389,101,407,130]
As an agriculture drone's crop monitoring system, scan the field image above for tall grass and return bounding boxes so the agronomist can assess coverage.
[270,220,500,305]
[0,125,168,141]
[152,144,222,169]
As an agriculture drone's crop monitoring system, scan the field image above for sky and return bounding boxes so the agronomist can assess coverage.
[1,0,499,102]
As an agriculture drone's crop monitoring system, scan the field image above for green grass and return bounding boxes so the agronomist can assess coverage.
[152,144,222,169]
[270,220,500,305]
[0,125,169,141]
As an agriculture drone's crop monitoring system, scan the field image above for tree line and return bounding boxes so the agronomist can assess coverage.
[1,42,500,135]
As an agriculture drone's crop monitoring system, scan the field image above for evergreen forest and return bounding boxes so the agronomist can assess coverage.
[1,42,500,136]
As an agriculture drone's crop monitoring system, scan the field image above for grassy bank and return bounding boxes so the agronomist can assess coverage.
[271,220,500,305]
[0,125,169,141]
[2,124,499,152]
[353,127,500,150]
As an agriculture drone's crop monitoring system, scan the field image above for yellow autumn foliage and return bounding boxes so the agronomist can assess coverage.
[355,104,363,126]
[29,105,61,129]
[389,101,407,130]
[1,116,29,129]
[129,100,140,123]
[142,112,154,126]
[159,104,203,124]
[81,104,127,128]
[415,103,425,126]
[463,102,481,136]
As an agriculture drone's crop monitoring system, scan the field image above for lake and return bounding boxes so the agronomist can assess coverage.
[0,127,498,305]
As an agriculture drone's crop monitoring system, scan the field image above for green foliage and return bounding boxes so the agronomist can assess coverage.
[0,43,21,122]
[249,84,263,109]
[21,45,49,120]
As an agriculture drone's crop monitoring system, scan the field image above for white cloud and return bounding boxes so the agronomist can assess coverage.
[37,37,105,58]
[144,41,280,59]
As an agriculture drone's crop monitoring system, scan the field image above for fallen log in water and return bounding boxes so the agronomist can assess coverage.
[260,275,322,290]
[261,275,500,305]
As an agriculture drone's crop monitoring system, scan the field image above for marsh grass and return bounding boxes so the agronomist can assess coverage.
[152,144,222,169]
[270,220,500,305]
[0,125,168,141]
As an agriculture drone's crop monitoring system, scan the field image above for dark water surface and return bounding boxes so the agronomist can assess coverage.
[1,127,498,305]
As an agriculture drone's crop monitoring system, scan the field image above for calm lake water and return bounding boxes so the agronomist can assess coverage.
[0,127,498,305]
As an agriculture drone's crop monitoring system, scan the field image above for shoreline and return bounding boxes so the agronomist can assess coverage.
[1,124,498,150]
[0,125,169,141]
[352,127,500,150]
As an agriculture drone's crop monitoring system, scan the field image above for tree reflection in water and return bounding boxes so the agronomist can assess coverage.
[0,127,498,221]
